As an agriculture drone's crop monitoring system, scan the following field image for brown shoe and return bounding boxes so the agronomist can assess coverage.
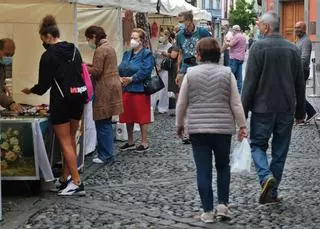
[259,176,276,204]
[265,196,283,204]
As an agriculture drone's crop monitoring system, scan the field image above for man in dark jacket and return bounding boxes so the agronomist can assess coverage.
[0,39,21,112]
[241,12,306,204]
[295,21,318,122]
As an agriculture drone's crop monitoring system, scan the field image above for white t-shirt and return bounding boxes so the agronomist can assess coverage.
[225,31,233,42]
[155,42,172,65]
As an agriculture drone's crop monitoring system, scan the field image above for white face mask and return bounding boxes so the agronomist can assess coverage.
[159,36,165,43]
[130,39,140,49]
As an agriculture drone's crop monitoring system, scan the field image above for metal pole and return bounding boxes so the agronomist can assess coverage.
[308,58,320,98]
[73,1,78,47]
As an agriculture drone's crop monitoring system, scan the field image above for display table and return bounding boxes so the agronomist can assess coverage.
[0,117,54,222]
[0,116,86,220]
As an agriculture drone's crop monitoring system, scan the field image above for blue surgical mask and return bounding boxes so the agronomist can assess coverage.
[0,56,12,65]
[88,39,97,50]
[178,23,185,30]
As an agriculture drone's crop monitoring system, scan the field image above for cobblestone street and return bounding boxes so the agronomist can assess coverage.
[2,105,320,229]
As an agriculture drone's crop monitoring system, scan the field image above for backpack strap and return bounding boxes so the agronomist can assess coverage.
[54,79,65,98]
[54,45,77,98]
[72,46,76,62]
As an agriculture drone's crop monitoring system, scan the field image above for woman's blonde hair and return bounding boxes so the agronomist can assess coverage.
[132,28,147,47]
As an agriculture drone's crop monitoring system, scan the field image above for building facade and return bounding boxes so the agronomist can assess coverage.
[261,0,319,67]
[197,0,223,39]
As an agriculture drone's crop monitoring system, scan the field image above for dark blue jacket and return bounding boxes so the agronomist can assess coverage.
[119,48,153,93]
[241,34,306,119]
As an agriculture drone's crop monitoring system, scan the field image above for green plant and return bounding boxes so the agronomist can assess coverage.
[229,0,257,32]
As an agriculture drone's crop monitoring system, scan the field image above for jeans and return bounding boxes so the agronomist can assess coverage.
[250,112,294,197]
[190,133,232,212]
[304,70,317,118]
[223,50,230,66]
[95,118,115,162]
[229,59,244,93]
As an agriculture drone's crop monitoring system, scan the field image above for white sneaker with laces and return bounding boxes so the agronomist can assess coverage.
[58,181,86,196]
[200,211,215,223]
[92,158,105,164]
[215,204,231,220]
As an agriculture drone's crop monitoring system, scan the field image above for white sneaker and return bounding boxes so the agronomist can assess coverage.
[215,204,231,220]
[58,181,86,196]
[200,211,215,223]
[92,158,105,164]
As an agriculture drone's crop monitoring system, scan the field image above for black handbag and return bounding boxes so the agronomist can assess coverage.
[144,72,165,95]
[143,36,165,95]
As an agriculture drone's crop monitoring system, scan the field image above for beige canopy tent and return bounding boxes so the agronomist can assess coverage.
[0,0,210,105]
[0,0,122,105]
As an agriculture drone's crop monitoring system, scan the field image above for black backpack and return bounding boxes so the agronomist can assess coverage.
[54,46,88,104]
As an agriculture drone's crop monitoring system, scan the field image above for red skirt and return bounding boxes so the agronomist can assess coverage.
[119,92,151,124]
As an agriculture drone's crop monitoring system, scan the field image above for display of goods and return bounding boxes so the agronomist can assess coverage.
[0,104,49,117]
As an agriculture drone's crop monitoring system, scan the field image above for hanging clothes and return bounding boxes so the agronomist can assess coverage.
[151,22,159,38]
[135,12,150,48]
[122,10,135,48]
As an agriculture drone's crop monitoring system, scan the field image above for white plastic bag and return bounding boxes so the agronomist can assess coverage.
[231,138,252,173]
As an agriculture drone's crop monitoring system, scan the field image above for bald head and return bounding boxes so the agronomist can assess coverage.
[0,38,15,58]
[295,21,306,38]
[295,21,306,31]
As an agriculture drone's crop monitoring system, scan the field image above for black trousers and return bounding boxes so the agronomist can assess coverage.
[223,50,229,67]
[304,70,317,118]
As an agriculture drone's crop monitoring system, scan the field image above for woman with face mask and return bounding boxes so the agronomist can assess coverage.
[118,28,153,152]
[84,26,123,164]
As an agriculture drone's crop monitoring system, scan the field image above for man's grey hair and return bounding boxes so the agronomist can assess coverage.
[260,11,280,33]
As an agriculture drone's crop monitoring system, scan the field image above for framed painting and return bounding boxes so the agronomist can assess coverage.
[0,120,39,180]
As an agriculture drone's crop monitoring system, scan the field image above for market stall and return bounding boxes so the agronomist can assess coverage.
[0,2,104,220]
[0,0,211,220]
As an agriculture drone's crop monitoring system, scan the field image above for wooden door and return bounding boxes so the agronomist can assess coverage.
[282,1,304,42]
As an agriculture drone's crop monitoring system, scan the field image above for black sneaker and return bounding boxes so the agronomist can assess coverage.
[58,181,86,196]
[120,143,136,151]
[182,138,191,144]
[135,145,150,152]
[55,177,71,191]
[259,176,276,204]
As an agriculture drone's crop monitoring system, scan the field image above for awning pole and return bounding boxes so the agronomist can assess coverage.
[73,1,79,47]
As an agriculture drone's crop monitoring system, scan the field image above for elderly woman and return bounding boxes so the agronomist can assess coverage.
[118,28,153,152]
[176,38,248,223]
[85,26,123,164]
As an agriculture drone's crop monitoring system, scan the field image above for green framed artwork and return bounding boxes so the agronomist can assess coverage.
[0,120,39,180]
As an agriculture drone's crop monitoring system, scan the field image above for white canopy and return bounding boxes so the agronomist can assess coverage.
[70,0,212,21]
[0,1,122,104]
[0,0,211,105]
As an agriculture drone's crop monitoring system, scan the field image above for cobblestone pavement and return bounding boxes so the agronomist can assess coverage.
[2,107,320,229]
